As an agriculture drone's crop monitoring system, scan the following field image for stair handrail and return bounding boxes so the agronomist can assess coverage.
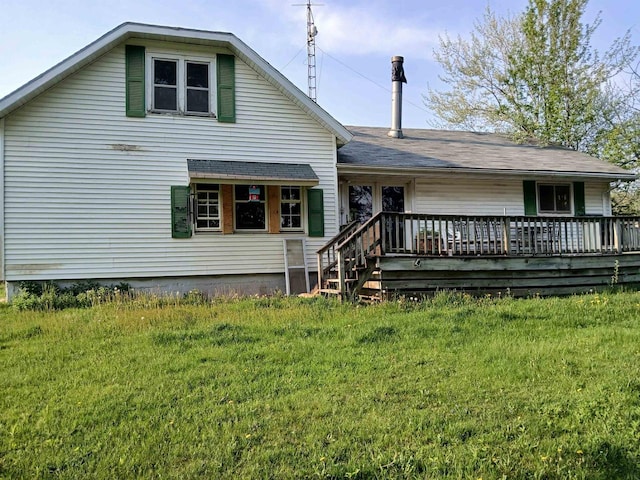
[335,212,385,297]
[316,220,359,291]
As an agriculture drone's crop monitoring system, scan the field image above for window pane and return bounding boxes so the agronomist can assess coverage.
[291,216,301,228]
[235,185,248,201]
[235,185,264,201]
[281,216,291,228]
[154,60,177,85]
[538,185,555,212]
[349,185,373,223]
[154,86,177,111]
[281,186,301,200]
[187,89,209,113]
[187,63,209,88]
[555,185,571,212]
[236,202,266,230]
[382,186,405,212]
[290,203,301,215]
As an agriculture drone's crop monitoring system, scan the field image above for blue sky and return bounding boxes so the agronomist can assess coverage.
[1,0,637,128]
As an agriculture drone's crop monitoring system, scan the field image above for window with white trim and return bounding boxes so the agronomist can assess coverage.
[538,184,571,214]
[186,62,210,113]
[149,55,214,115]
[195,184,221,231]
[235,185,266,231]
[153,59,178,111]
[280,186,302,230]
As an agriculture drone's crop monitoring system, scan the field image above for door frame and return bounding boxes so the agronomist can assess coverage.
[339,179,413,225]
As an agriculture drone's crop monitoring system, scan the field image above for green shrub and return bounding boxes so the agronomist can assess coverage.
[12,281,131,311]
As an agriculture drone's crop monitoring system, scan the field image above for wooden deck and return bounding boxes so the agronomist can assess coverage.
[317,212,640,299]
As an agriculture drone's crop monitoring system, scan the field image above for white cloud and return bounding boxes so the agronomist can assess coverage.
[258,0,441,59]
[314,8,440,59]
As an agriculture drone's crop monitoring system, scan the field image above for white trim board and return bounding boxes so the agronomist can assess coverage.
[0,117,4,282]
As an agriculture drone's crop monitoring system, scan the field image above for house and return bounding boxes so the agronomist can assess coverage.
[0,23,637,301]
[0,23,351,300]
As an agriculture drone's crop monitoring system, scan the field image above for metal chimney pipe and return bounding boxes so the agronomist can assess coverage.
[388,55,406,139]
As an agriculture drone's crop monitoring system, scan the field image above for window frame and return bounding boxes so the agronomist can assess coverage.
[234,184,268,232]
[280,186,304,232]
[185,61,211,114]
[537,183,572,215]
[151,58,179,112]
[147,51,217,116]
[194,183,221,233]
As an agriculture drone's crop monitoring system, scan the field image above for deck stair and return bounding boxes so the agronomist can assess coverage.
[317,216,384,301]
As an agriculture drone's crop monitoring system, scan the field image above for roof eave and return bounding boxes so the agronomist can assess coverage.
[337,164,637,181]
[0,22,352,146]
[189,173,319,186]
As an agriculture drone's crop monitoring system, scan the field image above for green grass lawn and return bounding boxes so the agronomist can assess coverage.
[1,292,640,479]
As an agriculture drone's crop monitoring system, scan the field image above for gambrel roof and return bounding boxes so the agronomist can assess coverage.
[338,126,636,181]
[0,22,352,146]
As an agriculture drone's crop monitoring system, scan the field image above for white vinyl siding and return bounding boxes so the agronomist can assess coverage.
[414,177,610,216]
[3,42,338,282]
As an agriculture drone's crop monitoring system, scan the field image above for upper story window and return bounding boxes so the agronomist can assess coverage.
[126,46,235,121]
[186,62,210,113]
[538,184,571,214]
[153,59,178,111]
[149,54,215,116]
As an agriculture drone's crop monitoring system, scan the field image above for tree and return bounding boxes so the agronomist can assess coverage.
[426,0,638,151]
[590,60,640,169]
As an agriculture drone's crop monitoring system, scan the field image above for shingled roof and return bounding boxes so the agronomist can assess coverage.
[338,126,635,180]
[187,159,319,184]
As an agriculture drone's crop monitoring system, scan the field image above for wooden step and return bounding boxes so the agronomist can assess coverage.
[358,294,382,303]
[319,288,342,296]
[326,277,357,284]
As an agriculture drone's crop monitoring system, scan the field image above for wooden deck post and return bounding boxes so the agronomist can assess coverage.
[336,249,346,297]
[503,217,510,255]
[317,254,323,291]
[614,218,622,254]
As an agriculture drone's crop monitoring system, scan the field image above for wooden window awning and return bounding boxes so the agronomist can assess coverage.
[187,159,319,186]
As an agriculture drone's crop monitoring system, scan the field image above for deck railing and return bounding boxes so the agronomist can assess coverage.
[386,213,640,256]
[316,220,359,290]
[318,212,640,297]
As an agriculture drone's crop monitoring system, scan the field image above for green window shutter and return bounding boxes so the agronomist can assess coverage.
[216,54,236,123]
[523,180,537,216]
[125,45,146,117]
[307,188,324,237]
[573,181,586,216]
[171,186,192,238]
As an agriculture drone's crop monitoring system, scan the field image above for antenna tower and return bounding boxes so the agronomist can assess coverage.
[294,1,322,102]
